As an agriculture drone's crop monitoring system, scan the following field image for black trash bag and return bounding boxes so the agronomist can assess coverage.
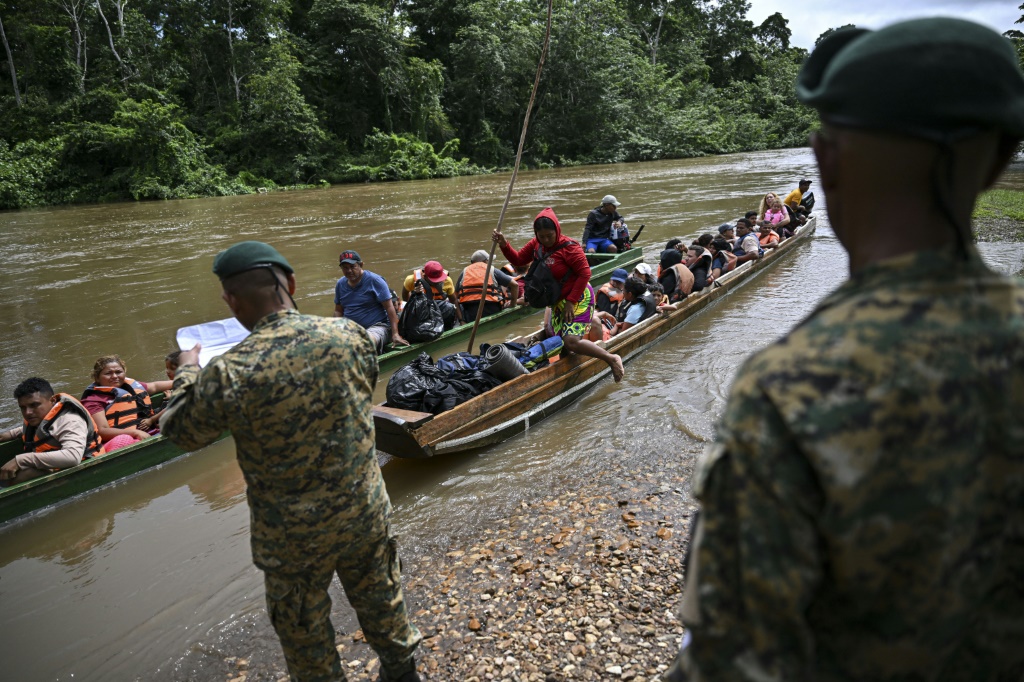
[398,292,444,342]
[385,353,502,415]
[437,300,458,330]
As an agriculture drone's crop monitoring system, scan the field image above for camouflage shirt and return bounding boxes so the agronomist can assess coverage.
[677,246,1024,681]
[161,309,390,575]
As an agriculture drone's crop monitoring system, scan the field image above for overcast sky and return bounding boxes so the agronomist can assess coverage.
[747,0,1021,50]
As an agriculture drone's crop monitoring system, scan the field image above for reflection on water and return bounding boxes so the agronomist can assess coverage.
[0,150,1022,681]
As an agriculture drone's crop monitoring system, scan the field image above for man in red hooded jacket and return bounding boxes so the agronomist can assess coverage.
[493,208,624,382]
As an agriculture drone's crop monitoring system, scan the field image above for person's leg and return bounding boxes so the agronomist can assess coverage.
[336,525,421,681]
[562,333,624,382]
[600,239,618,254]
[366,322,392,354]
[264,570,344,682]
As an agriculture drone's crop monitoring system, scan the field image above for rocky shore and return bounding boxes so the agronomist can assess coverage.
[225,445,700,682]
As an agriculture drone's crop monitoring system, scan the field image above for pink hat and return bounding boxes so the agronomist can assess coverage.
[422,261,448,283]
[102,434,139,454]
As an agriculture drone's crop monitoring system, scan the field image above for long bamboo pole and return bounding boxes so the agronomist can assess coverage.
[466,0,555,354]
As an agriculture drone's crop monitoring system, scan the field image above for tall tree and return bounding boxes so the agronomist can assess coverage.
[0,9,20,105]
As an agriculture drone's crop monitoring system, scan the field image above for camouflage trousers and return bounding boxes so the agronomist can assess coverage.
[264,526,422,682]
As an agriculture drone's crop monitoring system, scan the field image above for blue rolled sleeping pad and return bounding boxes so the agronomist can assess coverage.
[520,336,564,370]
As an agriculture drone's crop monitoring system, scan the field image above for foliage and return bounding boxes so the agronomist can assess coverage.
[0,0,854,206]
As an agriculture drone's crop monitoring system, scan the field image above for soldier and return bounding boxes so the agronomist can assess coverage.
[160,241,422,682]
[667,18,1024,681]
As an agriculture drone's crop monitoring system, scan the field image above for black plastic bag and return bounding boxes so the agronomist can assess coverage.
[398,292,444,342]
[385,353,502,415]
[437,300,458,330]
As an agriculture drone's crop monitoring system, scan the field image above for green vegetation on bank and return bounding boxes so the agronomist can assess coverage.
[973,188,1024,242]
[5,1,1015,210]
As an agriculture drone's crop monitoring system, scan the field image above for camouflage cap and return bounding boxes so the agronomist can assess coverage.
[797,18,1024,140]
[213,241,294,280]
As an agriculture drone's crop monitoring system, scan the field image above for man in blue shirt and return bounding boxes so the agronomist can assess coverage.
[334,250,408,353]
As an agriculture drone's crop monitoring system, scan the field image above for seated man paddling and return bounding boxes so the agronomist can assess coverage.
[0,378,102,486]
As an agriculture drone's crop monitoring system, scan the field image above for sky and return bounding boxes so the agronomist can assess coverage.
[746,0,1021,50]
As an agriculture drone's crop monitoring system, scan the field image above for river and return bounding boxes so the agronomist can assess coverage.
[1,150,1022,681]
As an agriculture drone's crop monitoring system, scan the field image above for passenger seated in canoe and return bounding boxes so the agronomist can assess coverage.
[756,192,781,224]
[137,350,182,432]
[658,248,694,303]
[717,223,736,246]
[665,238,684,252]
[709,238,737,280]
[402,260,462,328]
[633,262,656,287]
[686,245,713,292]
[0,377,103,486]
[732,219,762,264]
[494,207,625,382]
[581,194,623,254]
[501,262,528,305]
[762,196,791,233]
[697,233,715,249]
[648,283,669,306]
[333,249,409,352]
[456,250,519,322]
[591,276,659,339]
[596,268,628,317]
[758,222,782,250]
[81,355,169,443]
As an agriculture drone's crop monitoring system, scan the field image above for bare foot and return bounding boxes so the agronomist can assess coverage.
[609,354,624,383]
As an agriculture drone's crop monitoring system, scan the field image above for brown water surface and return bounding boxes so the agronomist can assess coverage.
[1,151,1022,681]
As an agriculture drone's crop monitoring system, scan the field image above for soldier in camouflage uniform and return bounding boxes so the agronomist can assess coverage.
[161,242,422,682]
[667,18,1024,681]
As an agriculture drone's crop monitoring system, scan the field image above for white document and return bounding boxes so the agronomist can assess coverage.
[176,317,250,367]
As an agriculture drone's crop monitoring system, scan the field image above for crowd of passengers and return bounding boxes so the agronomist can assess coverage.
[0,183,810,485]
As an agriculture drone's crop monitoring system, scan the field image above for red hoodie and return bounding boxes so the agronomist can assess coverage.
[500,207,591,304]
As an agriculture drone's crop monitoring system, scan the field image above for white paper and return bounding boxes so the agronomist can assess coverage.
[176,317,250,367]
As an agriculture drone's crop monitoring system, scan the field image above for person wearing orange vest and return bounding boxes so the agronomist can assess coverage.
[80,354,170,442]
[596,268,628,318]
[0,377,103,485]
[456,250,519,322]
[758,222,782,250]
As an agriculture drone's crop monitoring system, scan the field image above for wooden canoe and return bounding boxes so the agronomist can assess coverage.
[0,394,229,525]
[374,218,817,458]
[377,248,645,372]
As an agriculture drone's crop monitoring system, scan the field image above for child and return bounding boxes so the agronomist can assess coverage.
[137,351,182,432]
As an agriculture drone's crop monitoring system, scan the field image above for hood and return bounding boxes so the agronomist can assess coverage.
[659,248,683,269]
[533,207,565,243]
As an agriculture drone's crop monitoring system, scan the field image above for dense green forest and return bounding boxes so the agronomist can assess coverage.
[0,0,832,208]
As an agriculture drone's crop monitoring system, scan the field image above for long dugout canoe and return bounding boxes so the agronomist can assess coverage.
[0,395,232,525]
[377,248,645,372]
[373,218,817,458]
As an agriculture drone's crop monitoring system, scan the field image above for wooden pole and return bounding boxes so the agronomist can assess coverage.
[466,0,554,354]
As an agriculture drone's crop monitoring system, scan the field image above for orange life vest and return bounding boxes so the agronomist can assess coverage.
[413,269,449,301]
[81,378,154,429]
[668,263,694,300]
[759,230,780,246]
[597,282,624,305]
[22,393,103,460]
[457,262,505,305]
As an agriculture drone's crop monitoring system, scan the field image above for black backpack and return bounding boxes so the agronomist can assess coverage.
[523,242,571,308]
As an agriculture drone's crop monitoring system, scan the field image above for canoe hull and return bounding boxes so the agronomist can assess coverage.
[374,219,817,458]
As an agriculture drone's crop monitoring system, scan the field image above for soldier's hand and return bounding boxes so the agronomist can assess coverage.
[178,343,202,368]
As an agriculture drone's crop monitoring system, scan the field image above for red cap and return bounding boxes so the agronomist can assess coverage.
[422,260,448,283]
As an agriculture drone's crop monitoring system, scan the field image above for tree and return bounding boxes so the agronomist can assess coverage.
[0,9,20,105]
[815,23,857,47]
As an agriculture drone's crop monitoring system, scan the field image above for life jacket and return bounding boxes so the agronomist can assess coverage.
[716,249,737,273]
[81,378,154,429]
[734,232,763,258]
[759,230,780,246]
[596,282,624,316]
[414,269,449,302]
[457,262,505,305]
[632,292,658,324]
[22,393,103,460]
[669,263,694,300]
[689,251,713,272]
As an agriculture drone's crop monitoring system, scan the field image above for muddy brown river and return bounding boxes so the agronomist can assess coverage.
[1,150,1022,681]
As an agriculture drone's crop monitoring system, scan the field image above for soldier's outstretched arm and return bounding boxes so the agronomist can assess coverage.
[672,382,825,681]
[159,360,231,452]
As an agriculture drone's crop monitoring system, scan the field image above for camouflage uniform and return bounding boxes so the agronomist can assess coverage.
[672,246,1024,681]
[161,310,421,682]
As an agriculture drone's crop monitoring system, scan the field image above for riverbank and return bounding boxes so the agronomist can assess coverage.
[974,188,1024,244]
[223,441,702,682]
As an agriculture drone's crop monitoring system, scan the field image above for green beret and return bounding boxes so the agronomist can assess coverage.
[797,18,1024,140]
[213,241,294,280]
